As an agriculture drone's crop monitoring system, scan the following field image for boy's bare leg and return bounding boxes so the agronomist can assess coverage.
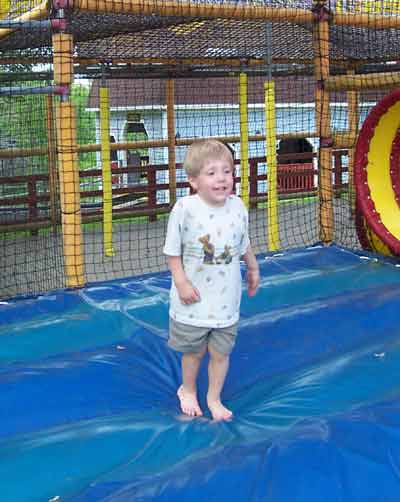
[178,347,206,417]
[207,345,233,421]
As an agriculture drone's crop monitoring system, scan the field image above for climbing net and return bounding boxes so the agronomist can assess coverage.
[0,0,398,298]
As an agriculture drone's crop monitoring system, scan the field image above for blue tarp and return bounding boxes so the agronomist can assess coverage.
[2,244,400,501]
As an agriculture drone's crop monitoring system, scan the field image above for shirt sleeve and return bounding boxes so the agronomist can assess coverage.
[163,201,184,256]
[239,200,250,256]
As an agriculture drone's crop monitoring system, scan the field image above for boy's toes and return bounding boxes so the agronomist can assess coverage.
[207,399,233,421]
[177,386,203,417]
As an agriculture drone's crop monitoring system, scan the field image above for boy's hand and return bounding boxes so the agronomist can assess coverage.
[242,246,260,297]
[166,256,200,305]
[246,266,260,297]
[176,279,201,305]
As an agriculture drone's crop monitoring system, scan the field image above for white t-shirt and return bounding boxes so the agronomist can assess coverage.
[163,194,250,328]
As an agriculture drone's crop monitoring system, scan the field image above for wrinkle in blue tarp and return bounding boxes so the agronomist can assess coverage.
[1,245,400,501]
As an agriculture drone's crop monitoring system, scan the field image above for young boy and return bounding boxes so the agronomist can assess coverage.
[163,139,260,421]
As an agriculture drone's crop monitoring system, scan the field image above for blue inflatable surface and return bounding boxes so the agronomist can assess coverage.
[2,244,400,501]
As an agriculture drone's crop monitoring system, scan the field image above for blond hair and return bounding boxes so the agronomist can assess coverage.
[183,139,234,177]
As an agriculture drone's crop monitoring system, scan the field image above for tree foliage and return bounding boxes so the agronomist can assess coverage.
[0,82,96,174]
[70,83,97,169]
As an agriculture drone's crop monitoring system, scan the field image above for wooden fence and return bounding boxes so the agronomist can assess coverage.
[0,150,348,233]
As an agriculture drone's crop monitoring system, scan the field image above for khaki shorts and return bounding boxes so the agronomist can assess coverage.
[169,317,238,355]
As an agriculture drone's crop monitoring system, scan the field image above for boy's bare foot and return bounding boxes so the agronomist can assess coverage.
[177,385,203,417]
[207,399,233,421]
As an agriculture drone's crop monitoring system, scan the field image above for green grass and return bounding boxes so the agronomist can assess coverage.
[3,192,350,240]
[254,195,318,209]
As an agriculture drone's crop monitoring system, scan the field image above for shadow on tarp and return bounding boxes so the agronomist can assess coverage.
[1,245,400,501]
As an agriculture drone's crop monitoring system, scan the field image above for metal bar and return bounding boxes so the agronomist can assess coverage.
[0,85,68,96]
[0,0,48,40]
[0,19,51,30]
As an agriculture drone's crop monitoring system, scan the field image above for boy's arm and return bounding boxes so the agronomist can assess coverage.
[242,246,260,297]
[166,255,201,304]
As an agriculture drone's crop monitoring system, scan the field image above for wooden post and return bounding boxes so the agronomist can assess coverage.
[166,79,176,205]
[56,101,85,288]
[313,0,333,244]
[45,94,58,233]
[53,32,85,288]
[53,33,74,86]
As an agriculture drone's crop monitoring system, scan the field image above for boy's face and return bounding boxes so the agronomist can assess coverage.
[188,157,234,207]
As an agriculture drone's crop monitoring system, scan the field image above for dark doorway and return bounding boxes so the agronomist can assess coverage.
[277,138,313,164]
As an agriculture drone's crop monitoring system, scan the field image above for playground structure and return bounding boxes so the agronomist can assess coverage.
[355,89,400,256]
[5,3,400,501]
[1,0,400,297]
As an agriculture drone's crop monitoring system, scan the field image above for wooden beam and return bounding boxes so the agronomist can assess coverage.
[334,11,400,29]
[325,71,400,91]
[0,131,319,159]
[72,0,312,23]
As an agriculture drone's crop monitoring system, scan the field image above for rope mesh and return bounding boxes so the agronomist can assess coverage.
[0,0,399,297]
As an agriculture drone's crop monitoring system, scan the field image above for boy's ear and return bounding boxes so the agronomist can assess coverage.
[188,175,198,191]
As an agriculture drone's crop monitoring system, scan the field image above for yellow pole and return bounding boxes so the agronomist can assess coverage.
[0,0,10,19]
[53,33,74,86]
[56,101,85,288]
[239,73,249,207]
[100,85,114,256]
[265,81,280,251]
[53,31,85,288]
[166,79,176,205]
